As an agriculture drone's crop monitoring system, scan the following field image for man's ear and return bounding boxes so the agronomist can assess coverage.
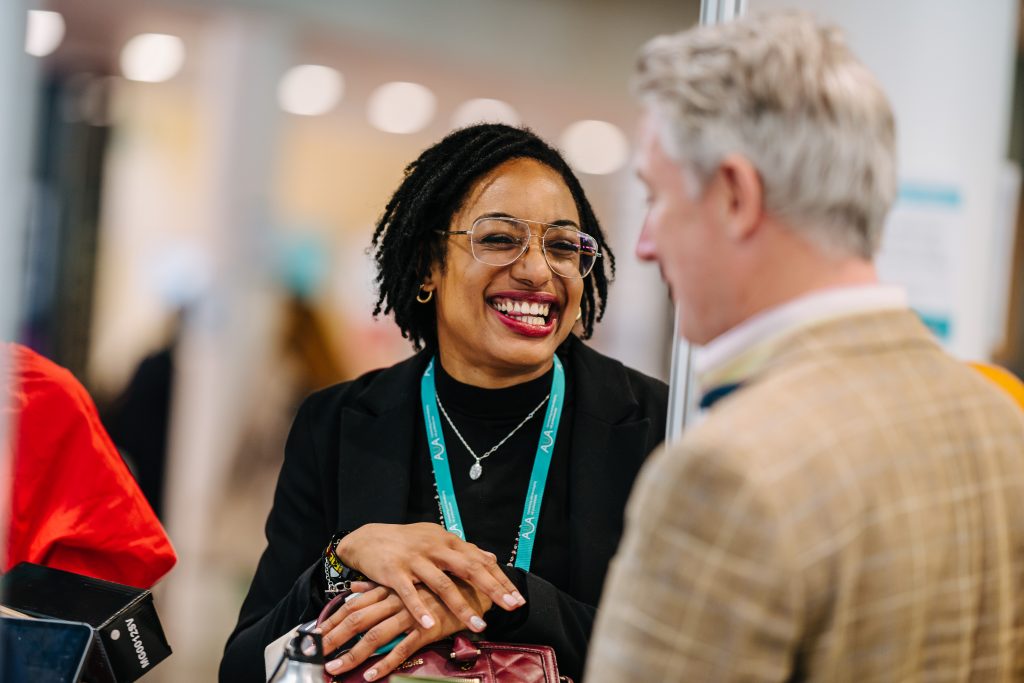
[716,153,764,242]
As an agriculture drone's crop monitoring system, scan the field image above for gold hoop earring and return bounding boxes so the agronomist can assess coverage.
[416,286,434,304]
[576,308,582,321]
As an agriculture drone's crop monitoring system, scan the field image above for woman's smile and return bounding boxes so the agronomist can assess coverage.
[487,291,559,338]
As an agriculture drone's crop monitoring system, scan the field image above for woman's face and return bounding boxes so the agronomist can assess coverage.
[426,158,585,387]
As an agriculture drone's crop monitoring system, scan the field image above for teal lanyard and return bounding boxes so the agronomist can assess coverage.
[420,356,565,572]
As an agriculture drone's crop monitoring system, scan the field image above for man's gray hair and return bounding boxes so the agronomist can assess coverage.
[634,11,897,258]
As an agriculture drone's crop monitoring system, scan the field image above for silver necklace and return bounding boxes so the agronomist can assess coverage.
[435,391,550,480]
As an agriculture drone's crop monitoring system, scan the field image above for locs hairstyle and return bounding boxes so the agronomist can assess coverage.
[371,123,616,350]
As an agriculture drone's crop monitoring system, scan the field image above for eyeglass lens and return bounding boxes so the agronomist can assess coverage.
[470,218,598,278]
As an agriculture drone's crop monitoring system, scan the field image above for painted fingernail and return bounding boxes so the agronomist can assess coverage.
[311,627,322,634]
[325,659,342,674]
[421,614,436,629]
[470,616,487,631]
[364,668,379,681]
[503,593,518,607]
[513,591,526,605]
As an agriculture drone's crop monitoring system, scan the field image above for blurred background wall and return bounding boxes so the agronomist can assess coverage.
[4,0,1023,680]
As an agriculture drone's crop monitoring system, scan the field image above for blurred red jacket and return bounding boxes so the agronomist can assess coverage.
[3,343,177,588]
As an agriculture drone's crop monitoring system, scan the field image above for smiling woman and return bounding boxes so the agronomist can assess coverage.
[219,124,668,683]
[426,158,588,386]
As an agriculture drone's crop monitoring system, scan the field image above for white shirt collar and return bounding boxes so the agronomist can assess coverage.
[694,284,908,387]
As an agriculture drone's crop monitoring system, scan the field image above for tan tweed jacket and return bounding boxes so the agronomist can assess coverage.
[586,309,1024,682]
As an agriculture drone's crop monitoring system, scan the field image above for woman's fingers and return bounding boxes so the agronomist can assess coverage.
[412,560,489,632]
[438,548,525,611]
[317,586,387,634]
[349,580,378,594]
[383,573,438,630]
[324,611,414,677]
[464,544,521,599]
[359,629,424,682]
[319,589,398,654]
[331,523,522,639]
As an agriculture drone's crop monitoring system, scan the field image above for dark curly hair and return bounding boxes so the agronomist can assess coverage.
[370,123,616,350]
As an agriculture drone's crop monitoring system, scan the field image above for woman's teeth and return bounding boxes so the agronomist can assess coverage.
[490,298,552,326]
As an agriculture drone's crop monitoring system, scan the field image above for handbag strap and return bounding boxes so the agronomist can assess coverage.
[317,590,352,628]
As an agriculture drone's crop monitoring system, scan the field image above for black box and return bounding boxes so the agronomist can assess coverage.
[0,563,171,682]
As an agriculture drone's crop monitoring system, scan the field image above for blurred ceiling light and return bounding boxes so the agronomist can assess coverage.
[560,119,629,175]
[278,64,344,116]
[25,10,65,57]
[120,33,185,83]
[451,98,520,128]
[367,81,436,134]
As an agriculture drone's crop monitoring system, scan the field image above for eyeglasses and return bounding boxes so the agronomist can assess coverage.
[436,216,601,279]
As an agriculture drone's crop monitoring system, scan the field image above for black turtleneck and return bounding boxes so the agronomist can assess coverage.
[408,353,573,596]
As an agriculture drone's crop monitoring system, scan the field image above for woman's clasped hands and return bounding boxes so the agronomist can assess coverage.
[318,522,526,680]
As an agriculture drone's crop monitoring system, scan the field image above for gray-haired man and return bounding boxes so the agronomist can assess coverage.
[586,11,1024,682]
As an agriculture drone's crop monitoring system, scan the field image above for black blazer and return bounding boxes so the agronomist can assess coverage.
[220,336,668,682]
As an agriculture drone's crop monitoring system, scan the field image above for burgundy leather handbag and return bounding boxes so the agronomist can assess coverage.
[317,592,571,683]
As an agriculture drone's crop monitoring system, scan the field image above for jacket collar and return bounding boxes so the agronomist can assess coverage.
[345,346,433,417]
[760,308,938,378]
[561,338,655,600]
[700,309,940,411]
[564,335,643,426]
[334,349,429,530]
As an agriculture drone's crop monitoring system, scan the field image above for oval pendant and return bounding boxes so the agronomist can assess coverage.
[469,462,483,480]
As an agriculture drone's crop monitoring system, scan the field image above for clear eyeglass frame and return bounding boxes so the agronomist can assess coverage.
[435,216,602,279]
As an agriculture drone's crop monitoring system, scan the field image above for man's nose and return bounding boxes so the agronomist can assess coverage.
[636,215,658,262]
